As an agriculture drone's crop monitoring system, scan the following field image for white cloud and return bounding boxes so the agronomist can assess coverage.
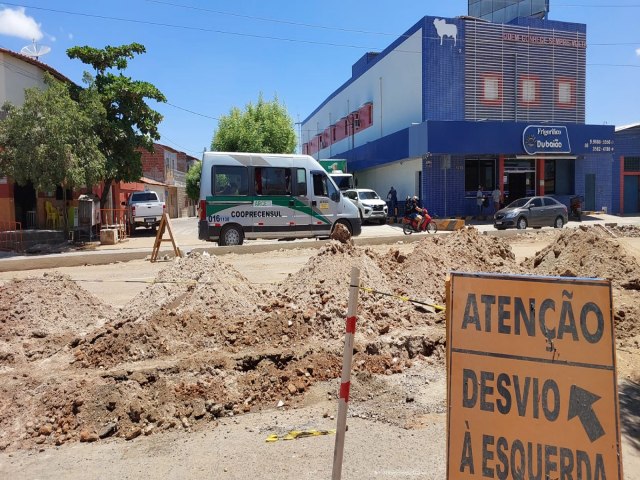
[0,7,43,41]
[636,48,640,57]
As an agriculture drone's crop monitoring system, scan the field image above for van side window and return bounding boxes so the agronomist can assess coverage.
[255,167,290,196]
[213,166,248,196]
[312,172,338,201]
[295,168,307,196]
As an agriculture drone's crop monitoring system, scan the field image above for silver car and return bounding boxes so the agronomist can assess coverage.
[494,196,568,230]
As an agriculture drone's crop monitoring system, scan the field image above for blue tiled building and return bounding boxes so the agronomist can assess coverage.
[615,123,640,215]
[301,9,615,217]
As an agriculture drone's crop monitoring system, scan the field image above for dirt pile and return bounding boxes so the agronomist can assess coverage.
[0,273,111,365]
[2,226,639,452]
[384,227,520,305]
[76,252,264,368]
[522,226,640,284]
[522,226,640,342]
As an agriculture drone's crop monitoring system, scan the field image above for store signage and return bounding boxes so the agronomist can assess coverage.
[446,273,623,480]
[584,138,614,154]
[523,125,571,155]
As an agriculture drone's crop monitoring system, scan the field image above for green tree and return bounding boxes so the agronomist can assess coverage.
[185,161,202,201]
[212,94,296,154]
[67,43,166,207]
[0,73,106,231]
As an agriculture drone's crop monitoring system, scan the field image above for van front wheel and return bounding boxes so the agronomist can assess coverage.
[219,225,243,246]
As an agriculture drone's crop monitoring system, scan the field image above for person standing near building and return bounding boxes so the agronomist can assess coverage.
[476,185,484,217]
[387,186,398,220]
[492,186,502,213]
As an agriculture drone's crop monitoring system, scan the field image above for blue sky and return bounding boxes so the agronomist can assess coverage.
[0,1,638,158]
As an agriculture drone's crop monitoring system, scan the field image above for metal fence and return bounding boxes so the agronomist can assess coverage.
[0,221,23,252]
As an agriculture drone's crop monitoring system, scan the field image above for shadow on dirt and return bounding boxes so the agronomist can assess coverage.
[619,379,640,450]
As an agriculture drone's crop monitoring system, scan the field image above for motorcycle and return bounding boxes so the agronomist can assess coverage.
[402,209,438,234]
[569,195,583,222]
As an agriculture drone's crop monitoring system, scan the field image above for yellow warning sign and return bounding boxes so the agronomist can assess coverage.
[446,273,623,479]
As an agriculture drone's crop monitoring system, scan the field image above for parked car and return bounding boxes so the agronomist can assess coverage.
[343,189,388,224]
[123,190,165,234]
[494,196,568,230]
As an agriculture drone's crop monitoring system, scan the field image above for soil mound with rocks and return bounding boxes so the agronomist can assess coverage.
[522,226,640,342]
[522,226,640,284]
[0,273,111,365]
[76,252,264,368]
[2,227,639,452]
[384,227,521,305]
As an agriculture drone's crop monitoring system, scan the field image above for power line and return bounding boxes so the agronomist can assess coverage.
[157,131,201,155]
[143,0,401,38]
[165,102,219,121]
[141,0,640,47]
[2,2,378,51]
[555,3,640,6]
[3,2,640,51]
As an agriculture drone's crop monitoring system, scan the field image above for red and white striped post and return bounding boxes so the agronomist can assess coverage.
[332,266,360,480]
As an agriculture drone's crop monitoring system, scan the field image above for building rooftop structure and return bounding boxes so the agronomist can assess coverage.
[468,0,549,23]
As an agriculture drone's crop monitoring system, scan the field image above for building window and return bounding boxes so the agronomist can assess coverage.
[544,159,575,195]
[520,76,539,105]
[624,157,640,172]
[480,73,502,105]
[465,157,497,193]
[557,78,575,107]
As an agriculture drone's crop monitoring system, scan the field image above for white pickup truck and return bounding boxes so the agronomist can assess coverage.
[123,191,165,234]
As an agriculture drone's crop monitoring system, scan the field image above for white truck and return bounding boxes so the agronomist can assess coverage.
[319,159,354,191]
[123,190,165,234]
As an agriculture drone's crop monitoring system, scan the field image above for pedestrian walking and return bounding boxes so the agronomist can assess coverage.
[492,186,502,213]
[476,185,484,217]
[387,186,398,219]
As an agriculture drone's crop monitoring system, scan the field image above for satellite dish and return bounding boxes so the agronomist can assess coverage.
[20,40,51,60]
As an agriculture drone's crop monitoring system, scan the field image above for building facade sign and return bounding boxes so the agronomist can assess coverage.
[523,125,571,155]
[502,32,586,49]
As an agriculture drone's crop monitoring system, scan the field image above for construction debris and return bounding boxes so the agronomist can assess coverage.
[0,226,638,452]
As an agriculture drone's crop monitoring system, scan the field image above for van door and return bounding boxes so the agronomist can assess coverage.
[291,167,313,236]
[310,170,339,236]
[252,162,294,239]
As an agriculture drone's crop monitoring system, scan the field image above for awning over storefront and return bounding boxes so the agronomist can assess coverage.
[409,120,614,157]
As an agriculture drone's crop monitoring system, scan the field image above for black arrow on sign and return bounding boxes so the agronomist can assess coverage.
[568,385,605,442]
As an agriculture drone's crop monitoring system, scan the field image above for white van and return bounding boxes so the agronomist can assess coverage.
[198,152,362,246]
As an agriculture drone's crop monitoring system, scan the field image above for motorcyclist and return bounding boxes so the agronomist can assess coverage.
[407,195,425,230]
